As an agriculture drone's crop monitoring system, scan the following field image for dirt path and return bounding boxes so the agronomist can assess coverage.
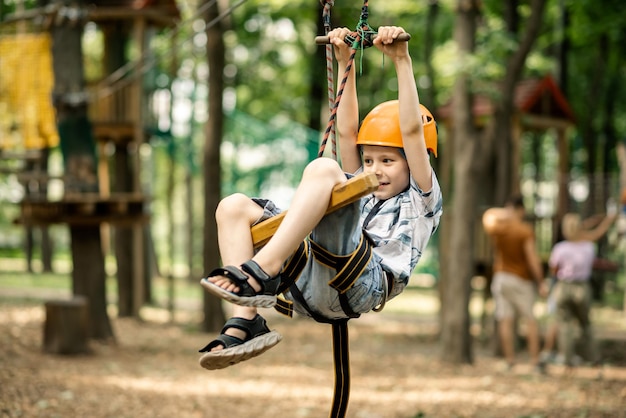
[1,298,626,418]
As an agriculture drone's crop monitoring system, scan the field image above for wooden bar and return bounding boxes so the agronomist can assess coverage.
[250,172,379,248]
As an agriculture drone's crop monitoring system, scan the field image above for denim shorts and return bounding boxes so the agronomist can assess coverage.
[252,198,386,320]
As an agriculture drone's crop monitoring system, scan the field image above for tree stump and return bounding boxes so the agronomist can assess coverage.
[43,296,90,355]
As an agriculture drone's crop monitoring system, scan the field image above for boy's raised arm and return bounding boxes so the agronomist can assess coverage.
[374,26,432,191]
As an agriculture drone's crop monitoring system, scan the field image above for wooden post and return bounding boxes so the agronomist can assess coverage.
[129,16,147,318]
[617,143,626,317]
[556,126,569,241]
[510,114,522,196]
[132,223,145,317]
[43,296,90,355]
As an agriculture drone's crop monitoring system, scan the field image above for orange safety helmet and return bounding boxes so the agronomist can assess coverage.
[356,100,438,157]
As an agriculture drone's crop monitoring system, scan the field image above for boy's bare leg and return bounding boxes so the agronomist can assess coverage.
[253,158,348,275]
[208,158,347,291]
[207,193,262,351]
[207,192,264,294]
[206,158,347,351]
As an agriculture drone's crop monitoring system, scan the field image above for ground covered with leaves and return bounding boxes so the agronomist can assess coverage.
[1,291,626,418]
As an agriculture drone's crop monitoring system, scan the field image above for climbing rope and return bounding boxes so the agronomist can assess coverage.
[318,0,371,158]
[321,0,337,159]
[317,0,381,159]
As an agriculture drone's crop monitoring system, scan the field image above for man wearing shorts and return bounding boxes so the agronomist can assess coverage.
[483,196,547,370]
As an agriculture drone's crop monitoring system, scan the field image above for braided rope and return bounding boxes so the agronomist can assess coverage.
[321,0,337,160]
[318,43,359,159]
[318,0,372,159]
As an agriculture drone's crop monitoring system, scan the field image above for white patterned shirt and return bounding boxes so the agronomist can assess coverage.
[357,169,443,299]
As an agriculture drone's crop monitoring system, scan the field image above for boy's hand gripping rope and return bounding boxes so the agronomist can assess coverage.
[318,0,372,158]
[318,44,359,159]
[316,0,410,158]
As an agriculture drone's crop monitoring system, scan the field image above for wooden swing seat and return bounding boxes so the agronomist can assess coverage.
[250,172,379,248]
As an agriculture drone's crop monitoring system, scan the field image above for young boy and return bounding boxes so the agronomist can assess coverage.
[199,26,442,370]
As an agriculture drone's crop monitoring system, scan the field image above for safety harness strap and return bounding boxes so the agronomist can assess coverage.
[274,240,310,318]
[330,319,351,418]
[278,240,309,294]
[274,233,371,320]
[274,297,294,317]
[310,233,373,294]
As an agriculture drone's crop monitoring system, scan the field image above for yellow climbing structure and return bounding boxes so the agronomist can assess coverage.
[0,33,59,151]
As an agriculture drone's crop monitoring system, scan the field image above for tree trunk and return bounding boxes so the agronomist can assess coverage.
[166,143,176,315]
[186,165,195,279]
[440,0,547,364]
[101,22,137,317]
[202,0,227,332]
[423,1,440,111]
[23,148,54,272]
[494,0,547,204]
[424,0,441,179]
[114,145,135,317]
[442,137,477,364]
[70,225,114,341]
[556,0,569,96]
[48,0,114,341]
[493,0,519,204]
[440,0,481,365]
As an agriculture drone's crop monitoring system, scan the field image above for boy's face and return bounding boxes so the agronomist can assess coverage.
[361,145,410,200]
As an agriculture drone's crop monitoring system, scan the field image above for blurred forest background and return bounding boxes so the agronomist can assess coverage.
[1,0,625,366]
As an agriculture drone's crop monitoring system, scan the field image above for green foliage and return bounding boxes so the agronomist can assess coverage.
[567,0,625,44]
[562,0,626,177]
[221,109,318,198]
[223,0,318,125]
[0,0,38,19]
[82,23,104,82]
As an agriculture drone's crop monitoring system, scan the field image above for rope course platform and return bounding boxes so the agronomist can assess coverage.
[92,122,143,146]
[17,193,149,226]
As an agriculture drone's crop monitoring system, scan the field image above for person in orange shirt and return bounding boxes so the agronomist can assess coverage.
[483,195,548,371]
